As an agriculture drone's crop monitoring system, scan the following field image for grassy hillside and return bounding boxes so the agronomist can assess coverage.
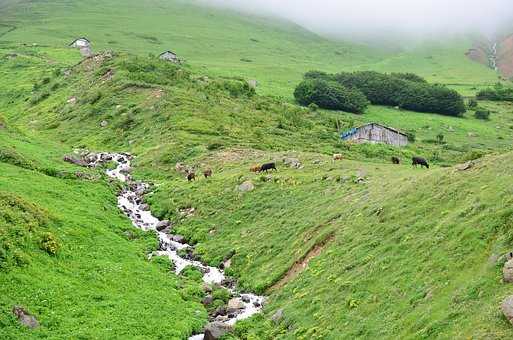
[0,0,500,97]
[0,124,207,339]
[1,42,513,338]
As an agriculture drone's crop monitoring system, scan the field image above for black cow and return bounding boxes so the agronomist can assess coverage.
[412,157,429,169]
[391,156,400,165]
[258,162,277,173]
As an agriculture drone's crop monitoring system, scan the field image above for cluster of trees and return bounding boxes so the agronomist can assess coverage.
[294,70,466,116]
[477,84,513,102]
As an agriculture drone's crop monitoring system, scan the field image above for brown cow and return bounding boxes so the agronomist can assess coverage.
[186,171,196,182]
[204,169,213,179]
[333,154,343,161]
[250,165,261,173]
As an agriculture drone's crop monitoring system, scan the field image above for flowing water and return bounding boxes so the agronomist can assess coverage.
[85,152,265,339]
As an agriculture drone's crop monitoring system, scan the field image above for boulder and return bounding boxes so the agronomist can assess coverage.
[504,259,513,283]
[457,161,474,171]
[271,308,284,324]
[139,204,150,211]
[502,295,513,324]
[227,298,244,313]
[203,322,233,340]
[12,306,39,329]
[171,235,186,244]
[237,181,254,193]
[241,295,251,303]
[202,295,214,306]
[156,220,171,231]
[283,157,302,169]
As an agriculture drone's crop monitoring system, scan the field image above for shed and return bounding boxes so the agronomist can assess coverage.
[159,50,179,63]
[341,123,409,147]
[69,37,91,48]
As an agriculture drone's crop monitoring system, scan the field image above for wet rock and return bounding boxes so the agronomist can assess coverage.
[227,298,244,313]
[271,308,284,324]
[241,295,251,303]
[12,306,39,329]
[63,155,88,167]
[283,157,302,169]
[203,322,233,340]
[502,295,513,324]
[237,181,254,193]
[221,277,236,289]
[139,204,150,211]
[156,220,171,231]
[171,235,186,244]
[504,259,513,283]
[213,306,227,317]
[253,301,261,308]
[202,295,214,306]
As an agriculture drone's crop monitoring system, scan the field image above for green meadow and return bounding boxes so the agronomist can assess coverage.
[1,0,513,339]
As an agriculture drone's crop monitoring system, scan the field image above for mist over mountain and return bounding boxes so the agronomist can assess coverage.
[197,0,513,40]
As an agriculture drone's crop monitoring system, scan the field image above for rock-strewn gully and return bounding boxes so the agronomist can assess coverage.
[83,152,265,339]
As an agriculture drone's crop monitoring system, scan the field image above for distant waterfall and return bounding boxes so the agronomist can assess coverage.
[489,42,498,71]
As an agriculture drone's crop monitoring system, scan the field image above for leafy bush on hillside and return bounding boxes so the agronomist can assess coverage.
[474,109,491,120]
[294,79,369,114]
[302,70,465,116]
[476,84,513,101]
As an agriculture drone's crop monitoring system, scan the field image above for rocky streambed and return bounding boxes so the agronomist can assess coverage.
[76,151,265,339]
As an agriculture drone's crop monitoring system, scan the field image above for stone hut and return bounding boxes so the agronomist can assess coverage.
[159,50,180,63]
[69,37,92,57]
[341,123,409,147]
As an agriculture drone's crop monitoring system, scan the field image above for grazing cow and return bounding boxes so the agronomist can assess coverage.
[250,165,261,173]
[203,169,213,179]
[333,154,343,161]
[412,157,429,169]
[186,171,196,181]
[258,162,277,173]
[391,156,400,165]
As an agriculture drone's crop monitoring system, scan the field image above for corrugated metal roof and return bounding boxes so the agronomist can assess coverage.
[340,123,408,140]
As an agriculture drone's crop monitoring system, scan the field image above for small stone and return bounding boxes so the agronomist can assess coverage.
[504,259,513,283]
[12,306,39,329]
[203,321,233,340]
[241,295,250,303]
[237,181,255,193]
[156,220,170,231]
[100,120,108,127]
[171,235,186,244]
[502,295,513,324]
[139,204,150,211]
[283,157,302,169]
[271,308,284,324]
[202,295,214,305]
[227,298,244,313]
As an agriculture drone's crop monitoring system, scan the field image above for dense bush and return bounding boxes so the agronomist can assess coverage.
[474,109,491,120]
[301,70,466,116]
[294,79,369,114]
[476,84,513,101]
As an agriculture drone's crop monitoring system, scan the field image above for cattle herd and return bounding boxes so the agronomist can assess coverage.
[178,155,429,181]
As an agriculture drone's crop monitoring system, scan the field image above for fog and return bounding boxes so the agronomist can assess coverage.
[197,0,513,41]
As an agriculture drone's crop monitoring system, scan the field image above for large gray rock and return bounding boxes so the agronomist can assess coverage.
[503,259,513,283]
[283,157,302,169]
[203,322,233,340]
[227,298,244,313]
[12,306,39,329]
[502,295,513,324]
[237,181,254,193]
[156,220,171,231]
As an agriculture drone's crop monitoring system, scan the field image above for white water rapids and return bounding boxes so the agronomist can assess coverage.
[84,152,265,339]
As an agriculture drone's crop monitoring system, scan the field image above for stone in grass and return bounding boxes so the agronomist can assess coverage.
[502,295,513,324]
[203,322,233,340]
[271,308,284,324]
[12,306,39,329]
[504,258,513,283]
[237,181,254,193]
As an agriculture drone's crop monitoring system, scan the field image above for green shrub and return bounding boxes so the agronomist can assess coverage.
[474,110,490,120]
[467,98,478,109]
[294,79,369,114]
[40,232,60,255]
[476,84,513,101]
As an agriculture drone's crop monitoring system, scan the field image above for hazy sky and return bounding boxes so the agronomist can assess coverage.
[198,0,513,40]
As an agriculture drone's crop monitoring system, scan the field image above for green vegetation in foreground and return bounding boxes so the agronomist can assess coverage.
[1,42,513,339]
[0,0,501,97]
[0,111,206,338]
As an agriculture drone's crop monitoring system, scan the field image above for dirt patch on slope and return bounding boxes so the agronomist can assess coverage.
[268,232,334,292]
[497,34,513,78]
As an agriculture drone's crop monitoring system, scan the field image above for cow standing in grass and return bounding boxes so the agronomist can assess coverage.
[186,171,196,181]
[258,162,277,173]
[412,157,429,169]
[203,169,213,179]
[391,156,400,164]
